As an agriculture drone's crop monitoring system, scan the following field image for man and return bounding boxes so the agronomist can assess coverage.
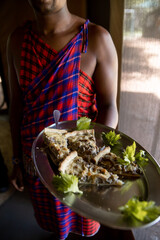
[7,0,130,239]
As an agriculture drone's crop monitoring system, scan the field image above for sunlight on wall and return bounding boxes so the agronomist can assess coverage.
[121,38,160,99]
[119,0,160,162]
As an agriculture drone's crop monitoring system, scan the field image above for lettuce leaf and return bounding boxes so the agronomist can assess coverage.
[102,130,122,155]
[135,150,148,167]
[117,141,136,165]
[119,197,160,223]
[123,141,136,163]
[52,173,83,194]
[77,117,91,130]
[118,142,136,165]
[102,130,121,146]
[117,141,149,167]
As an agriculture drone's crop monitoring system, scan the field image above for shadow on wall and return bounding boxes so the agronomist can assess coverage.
[122,40,160,76]
[119,91,160,163]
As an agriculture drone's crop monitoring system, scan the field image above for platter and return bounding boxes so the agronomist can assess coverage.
[32,120,160,230]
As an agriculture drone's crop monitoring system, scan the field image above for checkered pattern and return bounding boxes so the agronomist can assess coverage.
[20,19,97,156]
[27,175,100,240]
[20,20,99,239]
[78,70,97,120]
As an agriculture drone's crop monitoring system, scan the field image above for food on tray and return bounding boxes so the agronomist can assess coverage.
[95,144,142,178]
[44,128,124,191]
[43,128,70,165]
[65,129,98,162]
[43,117,148,193]
[58,151,123,186]
[76,116,91,130]
[99,133,148,178]
[102,130,121,148]
[116,141,148,167]
[119,197,160,224]
[102,130,122,155]
[52,172,83,194]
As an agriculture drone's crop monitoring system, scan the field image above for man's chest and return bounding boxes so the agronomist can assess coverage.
[34,32,97,78]
[14,30,97,81]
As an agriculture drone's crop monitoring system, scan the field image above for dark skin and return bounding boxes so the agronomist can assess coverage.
[7,0,118,191]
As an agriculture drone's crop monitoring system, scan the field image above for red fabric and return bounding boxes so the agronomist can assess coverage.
[20,21,97,157]
[78,70,97,121]
[20,20,99,239]
[27,176,100,240]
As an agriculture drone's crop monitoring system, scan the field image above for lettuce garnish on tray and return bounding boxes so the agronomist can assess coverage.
[102,130,121,146]
[102,131,149,167]
[77,117,91,130]
[119,197,160,223]
[102,130,122,154]
[52,173,83,194]
[117,141,136,165]
[135,150,149,167]
[117,141,148,167]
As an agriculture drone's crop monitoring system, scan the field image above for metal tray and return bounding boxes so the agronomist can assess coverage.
[32,120,160,230]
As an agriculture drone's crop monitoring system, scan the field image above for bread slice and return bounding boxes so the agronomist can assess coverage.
[64,129,98,163]
[94,149,142,179]
[93,146,111,164]
[58,151,123,186]
[43,128,70,165]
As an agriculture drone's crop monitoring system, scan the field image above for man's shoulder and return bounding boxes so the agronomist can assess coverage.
[88,22,111,45]
[87,22,117,64]
[8,21,33,52]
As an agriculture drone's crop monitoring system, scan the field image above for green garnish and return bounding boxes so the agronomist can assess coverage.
[118,141,136,165]
[117,141,148,167]
[102,130,122,154]
[102,130,121,146]
[119,197,160,223]
[135,150,149,167]
[77,117,91,130]
[52,173,83,194]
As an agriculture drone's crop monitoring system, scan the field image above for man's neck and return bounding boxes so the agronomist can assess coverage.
[34,5,72,36]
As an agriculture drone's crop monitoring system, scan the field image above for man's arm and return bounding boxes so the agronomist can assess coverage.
[92,25,118,128]
[7,30,24,191]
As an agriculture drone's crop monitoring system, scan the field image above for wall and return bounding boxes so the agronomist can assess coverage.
[86,0,110,30]
[68,0,86,18]
[0,0,35,104]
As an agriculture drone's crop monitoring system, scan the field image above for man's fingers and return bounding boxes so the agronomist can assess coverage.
[11,179,24,192]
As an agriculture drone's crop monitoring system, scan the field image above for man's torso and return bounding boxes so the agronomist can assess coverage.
[11,15,98,84]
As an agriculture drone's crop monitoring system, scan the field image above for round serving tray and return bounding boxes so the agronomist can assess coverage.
[32,120,160,230]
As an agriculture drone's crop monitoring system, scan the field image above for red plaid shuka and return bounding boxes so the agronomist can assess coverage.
[20,20,97,157]
[27,175,100,240]
[20,20,99,239]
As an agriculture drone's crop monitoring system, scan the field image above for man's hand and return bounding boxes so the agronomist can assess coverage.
[11,165,24,191]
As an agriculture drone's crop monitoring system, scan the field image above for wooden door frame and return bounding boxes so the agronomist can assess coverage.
[109,0,124,112]
[87,0,124,112]
[86,0,110,30]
